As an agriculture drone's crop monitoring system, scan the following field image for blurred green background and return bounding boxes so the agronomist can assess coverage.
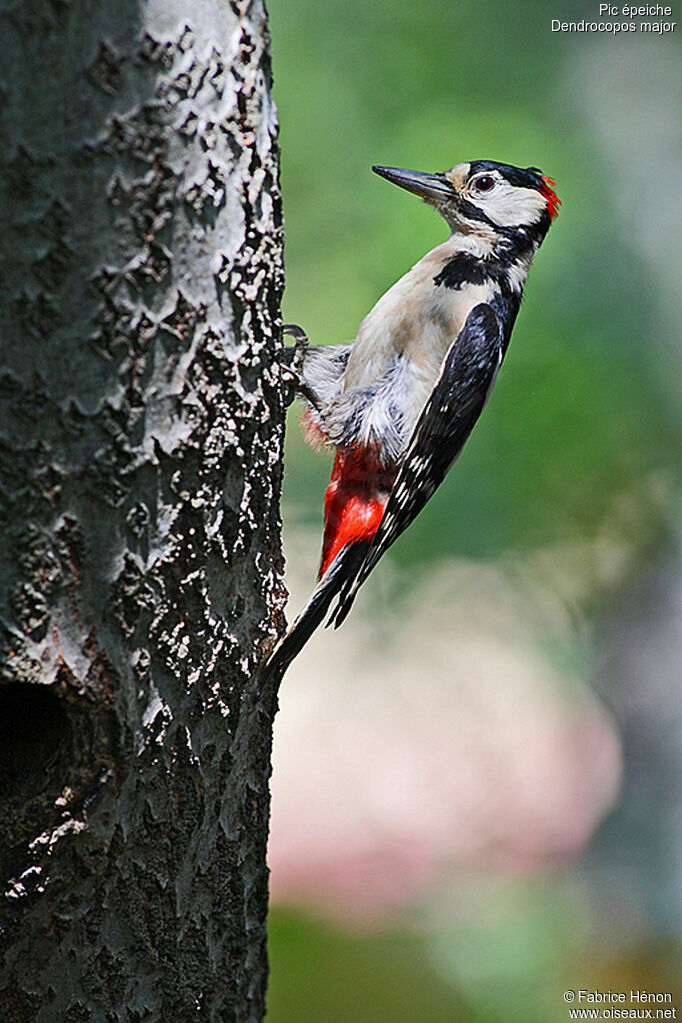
[264,0,681,1020]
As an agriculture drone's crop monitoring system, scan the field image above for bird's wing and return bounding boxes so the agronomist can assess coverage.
[329,303,504,627]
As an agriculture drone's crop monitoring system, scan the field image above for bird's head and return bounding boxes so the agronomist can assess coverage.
[373,160,560,245]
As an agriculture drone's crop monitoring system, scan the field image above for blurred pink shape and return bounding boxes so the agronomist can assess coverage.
[268,555,622,925]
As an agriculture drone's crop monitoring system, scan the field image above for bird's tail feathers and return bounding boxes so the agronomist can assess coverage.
[327,569,362,629]
[264,540,369,680]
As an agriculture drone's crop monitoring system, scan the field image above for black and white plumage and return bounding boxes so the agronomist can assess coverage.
[266,158,559,678]
[329,303,503,627]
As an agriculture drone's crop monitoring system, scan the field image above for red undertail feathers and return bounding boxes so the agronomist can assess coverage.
[319,448,397,578]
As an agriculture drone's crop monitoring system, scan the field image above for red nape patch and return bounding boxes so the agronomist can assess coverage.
[319,449,397,578]
[540,176,561,220]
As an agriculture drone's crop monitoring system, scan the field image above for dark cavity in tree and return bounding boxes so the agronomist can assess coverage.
[0,684,69,805]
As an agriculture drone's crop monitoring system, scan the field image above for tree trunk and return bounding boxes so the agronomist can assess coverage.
[0,0,284,1019]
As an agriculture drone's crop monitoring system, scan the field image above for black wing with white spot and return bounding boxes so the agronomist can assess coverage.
[329,303,504,627]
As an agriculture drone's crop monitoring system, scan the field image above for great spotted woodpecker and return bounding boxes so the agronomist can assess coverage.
[267,159,560,676]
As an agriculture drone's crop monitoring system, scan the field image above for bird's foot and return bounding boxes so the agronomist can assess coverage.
[278,324,323,411]
[282,323,309,376]
[278,323,323,411]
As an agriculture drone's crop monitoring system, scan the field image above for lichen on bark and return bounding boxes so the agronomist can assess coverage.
[0,0,285,1019]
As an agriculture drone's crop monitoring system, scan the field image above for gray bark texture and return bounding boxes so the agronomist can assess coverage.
[0,0,285,1019]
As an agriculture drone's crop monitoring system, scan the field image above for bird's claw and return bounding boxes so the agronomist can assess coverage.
[283,323,309,342]
[282,323,309,378]
[278,324,322,411]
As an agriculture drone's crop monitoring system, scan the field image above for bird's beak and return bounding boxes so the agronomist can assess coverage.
[372,165,456,202]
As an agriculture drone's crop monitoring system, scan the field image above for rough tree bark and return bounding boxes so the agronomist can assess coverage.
[0,0,285,1019]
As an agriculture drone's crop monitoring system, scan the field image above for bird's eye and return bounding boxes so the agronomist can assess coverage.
[472,175,495,193]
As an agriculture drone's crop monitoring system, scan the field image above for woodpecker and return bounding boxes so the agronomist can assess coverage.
[267,159,560,676]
